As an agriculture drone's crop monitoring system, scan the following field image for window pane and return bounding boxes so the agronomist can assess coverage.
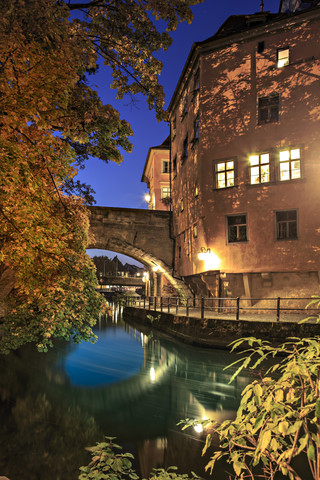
[288,222,297,238]
[239,225,247,241]
[261,153,269,164]
[280,150,290,161]
[217,162,225,172]
[291,148,300,160]
[229,226,237,242]
[226,161,234,170]
[249,155,259,166]
[217,172,225,188]
[251,166,260,184]
[280,162,290,181]
[261,165,270,182]
[292,160,301,178]
[226,171,234,186]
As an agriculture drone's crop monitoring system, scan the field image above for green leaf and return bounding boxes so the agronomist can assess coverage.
[308,443,316,461]
[315,399,320,418]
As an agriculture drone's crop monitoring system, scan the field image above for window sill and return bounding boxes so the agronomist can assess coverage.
[213,184,238,191]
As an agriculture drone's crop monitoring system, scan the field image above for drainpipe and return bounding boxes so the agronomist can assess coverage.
[168,119,176,278]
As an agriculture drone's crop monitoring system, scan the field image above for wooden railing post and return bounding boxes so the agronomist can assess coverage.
[201,297,205,319]
[236,297,240,320]
[276,297,281,322]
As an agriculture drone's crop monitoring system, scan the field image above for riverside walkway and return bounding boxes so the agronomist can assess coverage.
[125,296,320,324]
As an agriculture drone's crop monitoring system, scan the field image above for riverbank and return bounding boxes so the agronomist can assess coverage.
[123,306,320,349]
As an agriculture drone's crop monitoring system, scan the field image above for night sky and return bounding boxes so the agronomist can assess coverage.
[84,0,280,265]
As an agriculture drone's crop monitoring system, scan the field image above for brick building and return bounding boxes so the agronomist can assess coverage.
[165,0,320,298]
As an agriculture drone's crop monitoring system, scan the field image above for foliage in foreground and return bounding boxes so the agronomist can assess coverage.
[181,333,320,480]
[79,437,200,480]
[0,0,202,352]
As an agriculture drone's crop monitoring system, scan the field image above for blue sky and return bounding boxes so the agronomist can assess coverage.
[84,0,280,265]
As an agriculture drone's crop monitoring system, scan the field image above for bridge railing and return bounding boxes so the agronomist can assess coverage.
[125,296,320,322]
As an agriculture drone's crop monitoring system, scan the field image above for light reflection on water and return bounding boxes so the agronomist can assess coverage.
[0,306,252,480]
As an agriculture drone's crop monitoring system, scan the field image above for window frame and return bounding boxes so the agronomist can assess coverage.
[160,186,171,199]
[226,214,248,244]
[249,152,271,185]
[161,160,170,174]
[275,209,298,241]
[214,157,236,190]
[182,133,188,162]
[277,47,290,68]
[278,147,302,182]
[258,94,280,125]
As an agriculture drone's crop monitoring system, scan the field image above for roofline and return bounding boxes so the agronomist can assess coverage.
[167,6,320,117]
[141,144,170,183]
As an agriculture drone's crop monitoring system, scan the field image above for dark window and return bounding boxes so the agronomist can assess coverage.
[257,41,265,53]
[172,155,177,173]
[182,134,188,161]
[227,215,247,243]
[178,246,181,259]
[193,112,199,141]
[182,95,188,118]
[162,160,169,174]
[258,94,279,125]
[276,210,297,240]
[194,68,200,91]
[172,115,176,138]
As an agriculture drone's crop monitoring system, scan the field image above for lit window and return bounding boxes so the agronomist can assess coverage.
[277,48,289,68]
[249,153,270,184]
[279,148,301,181]
[193,225,198,238]
[276,210,297,240]
[180,199,184,212]
[195,185,199,197]
[216,160,235,189]
[227,215,247,243]
[258,94,279,125]
[162,160,169,174]
[182,134,188,161]
[161,186,171,199]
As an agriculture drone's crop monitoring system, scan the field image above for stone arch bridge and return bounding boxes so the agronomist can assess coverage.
[88,206,190,297]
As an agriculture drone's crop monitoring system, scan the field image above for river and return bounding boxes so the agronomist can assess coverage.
[0,306,255,480]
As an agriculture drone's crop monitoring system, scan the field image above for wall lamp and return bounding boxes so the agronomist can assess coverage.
[198,247,220,270]
[144,193,151,203]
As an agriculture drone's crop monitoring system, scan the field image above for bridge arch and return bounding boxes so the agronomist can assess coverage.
[88,206,190,298]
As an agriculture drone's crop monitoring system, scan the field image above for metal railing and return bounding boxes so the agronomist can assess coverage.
[125,296,320,322]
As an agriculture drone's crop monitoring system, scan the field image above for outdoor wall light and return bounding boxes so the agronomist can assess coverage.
[198,247,220,270]
[142,271,149,282]
[144,193,151,203]
[152,265,159,272]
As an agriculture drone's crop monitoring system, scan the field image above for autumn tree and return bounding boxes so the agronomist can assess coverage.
[0,0,202,352]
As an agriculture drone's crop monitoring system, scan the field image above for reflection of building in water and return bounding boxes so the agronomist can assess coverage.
[142,0,320,301]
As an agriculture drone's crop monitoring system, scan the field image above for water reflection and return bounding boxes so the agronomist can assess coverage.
[0,306,253,480]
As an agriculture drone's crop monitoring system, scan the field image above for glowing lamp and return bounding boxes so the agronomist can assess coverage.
[198,247,220,270]
[145,193,151,203]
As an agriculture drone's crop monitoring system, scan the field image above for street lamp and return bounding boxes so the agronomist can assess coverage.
[144,193,151,204]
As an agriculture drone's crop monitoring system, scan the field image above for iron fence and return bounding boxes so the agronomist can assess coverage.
[125,296,320,322]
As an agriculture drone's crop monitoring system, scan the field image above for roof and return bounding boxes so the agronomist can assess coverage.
[141,136,170,183]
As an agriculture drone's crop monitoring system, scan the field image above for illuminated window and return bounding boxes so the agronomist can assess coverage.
[249,153,270,184]
[258,94,279,124]
[279,148,301,181]
[277,48,289,68]
[227,215,247,243]
[162,160,169,174]
[216,160,235,189]
[193,225,198,238]
[161,186,171,199]
[182,134,188,161]
[195,184,199,197]
[180,198,184,212]
[276,210,297,240]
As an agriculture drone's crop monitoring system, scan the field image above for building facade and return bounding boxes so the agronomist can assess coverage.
[166,0,320,298]
[141,137,171,211]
